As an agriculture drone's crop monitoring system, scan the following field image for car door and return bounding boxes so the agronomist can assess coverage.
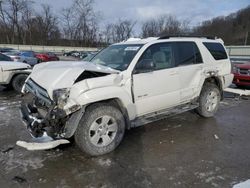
[20,52,30,64]
[174,42,204,103]
[132,42,181,116]
[30,51,38,65]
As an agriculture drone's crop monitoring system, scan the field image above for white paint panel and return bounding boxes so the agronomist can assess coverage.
[133,67,180,116]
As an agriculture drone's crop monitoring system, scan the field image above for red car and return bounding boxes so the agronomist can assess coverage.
[232,62,250,87]
[36,52,59,63]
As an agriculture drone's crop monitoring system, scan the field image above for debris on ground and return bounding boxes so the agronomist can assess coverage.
[1,146,14,153]
[16,139,70,150]
[12,176,27,183]
[173,124,182,129]
[214,134,219,140]
[224,88,250,96]
[161,128,169,131]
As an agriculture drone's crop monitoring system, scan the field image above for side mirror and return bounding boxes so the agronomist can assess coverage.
[134,59,155,74]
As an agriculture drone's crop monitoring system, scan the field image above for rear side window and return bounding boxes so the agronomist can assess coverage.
[203,42,227,60]
[174,42,203,66]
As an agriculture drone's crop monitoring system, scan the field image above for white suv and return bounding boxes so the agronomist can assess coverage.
[0,61,31,92]
[20,36,233,156]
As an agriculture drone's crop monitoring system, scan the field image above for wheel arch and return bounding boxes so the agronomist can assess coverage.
[9,72,29,85]
[64,97,132,139]
[201,76,223,99]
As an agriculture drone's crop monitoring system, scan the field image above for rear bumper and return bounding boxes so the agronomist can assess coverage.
[222,73,234,89]
[233,74,250,86]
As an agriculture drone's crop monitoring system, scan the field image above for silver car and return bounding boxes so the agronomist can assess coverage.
[5,51,38,66]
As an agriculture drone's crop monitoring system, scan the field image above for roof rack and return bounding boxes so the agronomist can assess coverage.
[158,35,217,40]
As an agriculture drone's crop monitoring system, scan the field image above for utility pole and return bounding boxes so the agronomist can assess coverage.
[244,31,248,46]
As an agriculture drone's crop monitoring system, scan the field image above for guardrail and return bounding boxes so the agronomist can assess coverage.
[226,46,250,56]
[0,44,98,53]
[0,44,250,56]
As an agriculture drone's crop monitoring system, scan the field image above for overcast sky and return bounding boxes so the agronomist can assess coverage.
[37,0,250,29]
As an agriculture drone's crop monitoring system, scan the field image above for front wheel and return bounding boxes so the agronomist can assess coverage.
[75,103,125,156]
[12,74,28,93]
[196,83,221,118]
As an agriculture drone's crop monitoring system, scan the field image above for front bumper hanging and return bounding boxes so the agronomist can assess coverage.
[20,103,48,138]
[18,103,70,150]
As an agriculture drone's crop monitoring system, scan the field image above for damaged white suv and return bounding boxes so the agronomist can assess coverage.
[20,36,233,156]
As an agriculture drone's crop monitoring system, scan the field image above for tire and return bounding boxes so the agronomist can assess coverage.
[11,74,28,93]
[196,83,221,118]
[3,84,13,90]
[75,103,125,156]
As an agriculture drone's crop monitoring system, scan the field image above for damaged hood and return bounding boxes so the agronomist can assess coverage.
[0,61,30,71]
[29,61,119,95]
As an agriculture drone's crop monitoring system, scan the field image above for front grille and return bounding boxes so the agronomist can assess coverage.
[25,79,52,105]
[239,68,250,75]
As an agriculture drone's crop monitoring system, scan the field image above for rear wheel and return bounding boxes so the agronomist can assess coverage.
[196,83,221,117]
[75,103,125,156]
[11,74,28,93]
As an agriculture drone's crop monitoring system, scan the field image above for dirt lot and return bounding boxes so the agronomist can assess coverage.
[0,87,250,188]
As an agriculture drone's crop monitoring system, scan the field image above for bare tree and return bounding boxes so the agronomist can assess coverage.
[61,0,100,46]
[141,14,190,38]
[20,1,34,44]
[0,0,31,43]
[103,19,136,43]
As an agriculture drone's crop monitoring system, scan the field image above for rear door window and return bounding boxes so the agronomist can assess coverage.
[174,42,203,66]
[203,42,228,60]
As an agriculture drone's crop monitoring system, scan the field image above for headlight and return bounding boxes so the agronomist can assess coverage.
[53,88,70,108]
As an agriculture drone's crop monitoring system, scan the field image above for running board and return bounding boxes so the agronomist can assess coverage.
[131,103,198,128]
[16,139,70,150]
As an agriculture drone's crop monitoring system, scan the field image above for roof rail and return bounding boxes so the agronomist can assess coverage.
[158,35,217,40]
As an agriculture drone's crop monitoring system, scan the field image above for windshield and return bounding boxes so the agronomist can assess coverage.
[90,44,143,71]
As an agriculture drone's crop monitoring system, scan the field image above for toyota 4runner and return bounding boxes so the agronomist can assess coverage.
[19,36,233,156]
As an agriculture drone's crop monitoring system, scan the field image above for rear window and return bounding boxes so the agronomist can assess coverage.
[203,42,227,60]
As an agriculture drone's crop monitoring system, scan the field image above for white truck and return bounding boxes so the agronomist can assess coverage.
[0,61,31,92]
[19,36,233,156]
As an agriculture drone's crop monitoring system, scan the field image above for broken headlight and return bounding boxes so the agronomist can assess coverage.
[53,88,70,108]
